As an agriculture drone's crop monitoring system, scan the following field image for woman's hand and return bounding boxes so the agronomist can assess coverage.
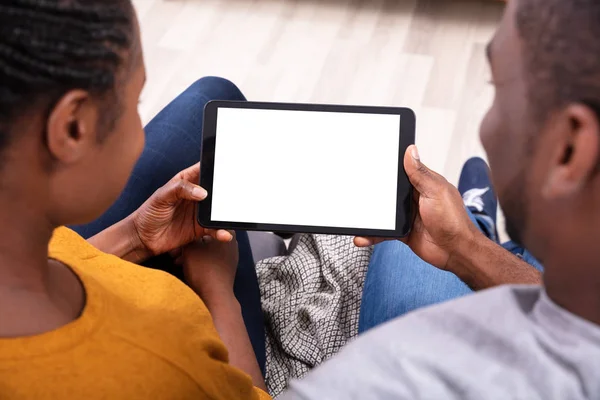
[129,163,233,261]
[181,234,239,306]
[180,235,267,391]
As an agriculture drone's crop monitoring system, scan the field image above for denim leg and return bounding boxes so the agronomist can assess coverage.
[502,241,544,273]
[358,208,543,334]
[469,210,543,272]
[470,210,497,243]
[358,240,472,333]
[70,77,266,374]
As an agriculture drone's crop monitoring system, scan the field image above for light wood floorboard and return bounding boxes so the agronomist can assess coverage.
[133,0,506,233]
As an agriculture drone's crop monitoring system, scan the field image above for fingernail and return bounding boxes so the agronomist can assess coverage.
[192,187,208,199]
[355,237,371,247]
[411,146,420,161]
[202,235,212,243]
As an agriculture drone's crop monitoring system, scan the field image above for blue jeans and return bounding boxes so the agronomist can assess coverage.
[358,209,544,333]
[71,77,266,374]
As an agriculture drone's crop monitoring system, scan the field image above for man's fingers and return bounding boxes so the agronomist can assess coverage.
[353,237,373,247]
[353,237,387,247]
[403,145,445,198]
[354,236,409,247]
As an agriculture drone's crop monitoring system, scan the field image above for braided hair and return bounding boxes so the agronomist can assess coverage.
[0,0,135,148]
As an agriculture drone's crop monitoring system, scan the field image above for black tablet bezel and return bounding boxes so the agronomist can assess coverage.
[198,100,416,237]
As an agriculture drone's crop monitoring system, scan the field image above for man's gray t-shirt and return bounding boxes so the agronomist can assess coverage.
[281,285,600,400]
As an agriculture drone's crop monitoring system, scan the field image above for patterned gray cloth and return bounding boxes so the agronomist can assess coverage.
[256,234,372,397]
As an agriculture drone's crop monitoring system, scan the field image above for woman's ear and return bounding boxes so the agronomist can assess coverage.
[543,103,600,200]
[46,90,100,164]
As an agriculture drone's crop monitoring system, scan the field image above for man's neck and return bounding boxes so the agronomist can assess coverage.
[544,265,600,327]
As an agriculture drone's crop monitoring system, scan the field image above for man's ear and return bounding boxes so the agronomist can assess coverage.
[543,103,600,199]
[46,90,100,164]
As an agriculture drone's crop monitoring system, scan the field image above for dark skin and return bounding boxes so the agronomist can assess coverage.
[355,145,542,291]
[355,0,543,288]
[0,14,265,391]
[182,235,266,390]
[478,0,600,325]
[358,0,600,326]
[88,162,233,264]
[489,1,600,326]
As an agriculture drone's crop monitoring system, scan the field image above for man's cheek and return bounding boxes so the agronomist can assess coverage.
[479,107,499,161]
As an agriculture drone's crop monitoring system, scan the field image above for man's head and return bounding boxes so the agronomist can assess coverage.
[0,0,145,227]
[481,0,600,266]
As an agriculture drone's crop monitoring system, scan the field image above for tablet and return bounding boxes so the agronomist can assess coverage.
[198,101,415,237]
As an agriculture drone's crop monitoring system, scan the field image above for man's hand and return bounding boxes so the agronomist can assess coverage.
[355,145,542,290]
[180,234,239,305]
[129,163,233,261]
[355,145,481,271]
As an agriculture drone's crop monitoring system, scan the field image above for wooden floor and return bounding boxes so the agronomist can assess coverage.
[133,0,504,187]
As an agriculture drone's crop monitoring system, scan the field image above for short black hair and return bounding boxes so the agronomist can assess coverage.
[0,0,135,149]
[516,0,600,122]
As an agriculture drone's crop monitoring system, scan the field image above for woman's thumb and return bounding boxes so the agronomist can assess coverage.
[164,179,208,202]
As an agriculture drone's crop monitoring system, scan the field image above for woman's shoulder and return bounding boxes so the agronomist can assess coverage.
[49,227,218,342]
[49,227,103,260]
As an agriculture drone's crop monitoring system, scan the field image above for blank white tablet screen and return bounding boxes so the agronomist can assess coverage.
[211,108,401,230]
